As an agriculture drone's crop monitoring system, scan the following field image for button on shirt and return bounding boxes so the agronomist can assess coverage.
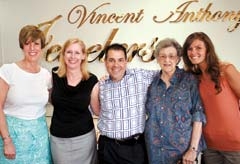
[98,69,158,139]
[144,67,206,164]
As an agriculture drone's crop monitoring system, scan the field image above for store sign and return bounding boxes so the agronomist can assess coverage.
[37,0,240,63]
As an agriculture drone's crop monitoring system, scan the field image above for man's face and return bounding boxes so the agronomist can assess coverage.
[105,49,127,82]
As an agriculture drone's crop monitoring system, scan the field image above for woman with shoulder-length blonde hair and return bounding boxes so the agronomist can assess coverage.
[50,38,100,164]
[56,38,90,80]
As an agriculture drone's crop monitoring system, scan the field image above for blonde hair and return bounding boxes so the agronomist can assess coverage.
[56,38,90,80]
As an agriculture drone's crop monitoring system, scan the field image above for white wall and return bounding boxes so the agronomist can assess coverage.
[0,0,7,66]
[0,24,2,66]
[1,0,240,77]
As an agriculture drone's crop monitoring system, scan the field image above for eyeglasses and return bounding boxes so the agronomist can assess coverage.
[158,55,178,60]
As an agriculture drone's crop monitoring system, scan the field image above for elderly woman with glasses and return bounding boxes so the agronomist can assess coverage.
[144,38,206,164]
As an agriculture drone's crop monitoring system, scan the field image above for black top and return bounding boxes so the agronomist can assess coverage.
[50,67,98,138]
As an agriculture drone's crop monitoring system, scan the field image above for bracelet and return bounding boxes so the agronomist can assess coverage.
[189,146,198,153]
[2,135,11,141]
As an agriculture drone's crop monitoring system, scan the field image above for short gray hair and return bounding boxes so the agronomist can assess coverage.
[154,38,182,58]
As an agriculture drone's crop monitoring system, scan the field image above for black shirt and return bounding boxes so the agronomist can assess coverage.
[50,67,98,138]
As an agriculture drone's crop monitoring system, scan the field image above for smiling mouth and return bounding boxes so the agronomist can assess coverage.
[29,53,38,56]
[191,56,199,59]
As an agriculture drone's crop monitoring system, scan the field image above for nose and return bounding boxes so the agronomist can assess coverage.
[113,61,119,66]
[30,43,35,50]
[165,56,171,61]
[69,52,77,58]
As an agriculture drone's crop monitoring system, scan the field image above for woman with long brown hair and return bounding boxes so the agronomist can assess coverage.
[182,32,240,164]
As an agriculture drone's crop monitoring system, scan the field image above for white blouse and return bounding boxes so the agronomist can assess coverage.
[0,63,51,120]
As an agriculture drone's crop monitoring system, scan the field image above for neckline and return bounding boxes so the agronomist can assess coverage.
[13,63,41,75]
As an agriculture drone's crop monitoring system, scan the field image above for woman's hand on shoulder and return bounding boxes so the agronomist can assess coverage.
[99,74,108,82]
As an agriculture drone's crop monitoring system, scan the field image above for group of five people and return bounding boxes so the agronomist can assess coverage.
[0,25,239,164]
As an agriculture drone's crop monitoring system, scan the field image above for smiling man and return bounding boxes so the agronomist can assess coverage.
[97,43,158,164]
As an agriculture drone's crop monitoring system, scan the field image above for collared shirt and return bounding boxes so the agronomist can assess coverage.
[144,67,206,164]
[98,68,158,139]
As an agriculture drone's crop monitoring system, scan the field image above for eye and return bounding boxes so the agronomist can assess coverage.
[187,47,192,51]
[75,51,81,55]
[66,50,72,54]
[196,46,202,50]
[159,55,166,59]
[108,58,114,62]
[169,55,177,59]
[119,58,125,62]
[24,41,30,45]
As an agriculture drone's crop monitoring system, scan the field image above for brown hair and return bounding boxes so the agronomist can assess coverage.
[104,43,127,60]
[19,25,46,49]
[56,38,90,80]
[182,32,221,93]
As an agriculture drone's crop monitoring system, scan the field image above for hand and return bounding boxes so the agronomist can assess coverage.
[176,160,182,164]
[3,138,16,159]
[99,75,108,82]
[182,149,197,164]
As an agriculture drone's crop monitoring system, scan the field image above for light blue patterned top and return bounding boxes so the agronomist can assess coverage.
[144,67,206,164]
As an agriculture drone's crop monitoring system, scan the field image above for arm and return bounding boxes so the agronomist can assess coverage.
[182,74,205,163]
[48,88,52,103]
[224,64,240,98]
[90,82,100,116]
[0,78,16,159]
[47,70,53,103]
[182,122,202,164]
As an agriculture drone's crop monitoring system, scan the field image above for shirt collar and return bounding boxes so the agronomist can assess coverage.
[159,66,182,86]
[105,69,132,82]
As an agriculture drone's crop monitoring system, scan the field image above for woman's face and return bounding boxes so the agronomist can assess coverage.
[156,46,179,74]
[187,39,207,65]
[64,43,85,70]
[22,38,42,62]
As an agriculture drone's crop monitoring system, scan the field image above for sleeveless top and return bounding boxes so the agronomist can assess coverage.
[200,72,240,151]
[50,66,98,138]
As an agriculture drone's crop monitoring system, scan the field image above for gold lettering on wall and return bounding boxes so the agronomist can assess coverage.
[37,15,63,62]
[68,3,144,28]
[45,44,62,62]
[38,15,63,46]
[37,1,240,63]
[43,26,158,63]
[153,0,240,32]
